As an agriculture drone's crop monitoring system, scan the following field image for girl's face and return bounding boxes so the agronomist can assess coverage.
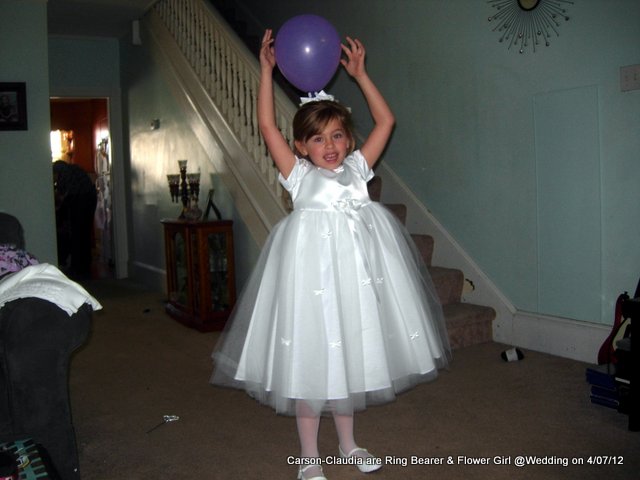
[295,118,350,170]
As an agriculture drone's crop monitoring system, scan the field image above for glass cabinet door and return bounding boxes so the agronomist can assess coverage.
[208,232,229,312]
[191,231,201,315]
[171,231,188,306]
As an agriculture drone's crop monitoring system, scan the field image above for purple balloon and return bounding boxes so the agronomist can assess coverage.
[274,15,341,94]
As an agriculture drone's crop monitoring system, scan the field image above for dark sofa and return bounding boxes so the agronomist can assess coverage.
[0,298,92,479]
[0,212,93,478]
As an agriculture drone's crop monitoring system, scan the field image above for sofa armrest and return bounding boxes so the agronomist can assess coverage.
[0,298,92,479]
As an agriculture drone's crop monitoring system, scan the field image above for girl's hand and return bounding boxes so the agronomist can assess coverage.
[340,36,367,79]
[260,29,276,71]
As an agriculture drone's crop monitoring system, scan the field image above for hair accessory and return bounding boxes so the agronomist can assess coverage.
[299,90,335,106]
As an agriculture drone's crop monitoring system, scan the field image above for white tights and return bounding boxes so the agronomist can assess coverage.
[295,400,358,459]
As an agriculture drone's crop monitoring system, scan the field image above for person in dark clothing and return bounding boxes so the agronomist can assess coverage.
[53,160,97,279]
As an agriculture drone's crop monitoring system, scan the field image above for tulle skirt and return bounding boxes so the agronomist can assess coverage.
[211,202,451,416]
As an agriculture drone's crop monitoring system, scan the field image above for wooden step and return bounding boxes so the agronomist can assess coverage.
[443,303,496,349]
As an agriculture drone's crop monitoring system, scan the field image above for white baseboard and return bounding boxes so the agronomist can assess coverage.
[130,261,166,294]
[507,311,609,364]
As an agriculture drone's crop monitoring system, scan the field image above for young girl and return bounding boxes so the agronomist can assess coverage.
[211,30,451,480]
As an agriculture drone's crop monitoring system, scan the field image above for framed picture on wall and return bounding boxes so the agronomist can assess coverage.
[0,82,28,131]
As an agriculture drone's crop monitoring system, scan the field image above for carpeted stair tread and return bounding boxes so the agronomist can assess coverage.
[411,233,434,266]
[428,266,464,305]
[367,176,382,202]
[443,302,496,349]
[385,203,407,224]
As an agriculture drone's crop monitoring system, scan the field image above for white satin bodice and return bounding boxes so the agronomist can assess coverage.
[280,151,374,211]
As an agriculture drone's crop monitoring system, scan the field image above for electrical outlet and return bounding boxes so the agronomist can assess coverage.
[620,64,640,92]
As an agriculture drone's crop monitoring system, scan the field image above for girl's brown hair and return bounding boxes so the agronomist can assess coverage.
[292,100,355,157]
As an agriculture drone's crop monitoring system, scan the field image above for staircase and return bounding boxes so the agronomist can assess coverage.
[367,177,495,349]
[148,0,496,350]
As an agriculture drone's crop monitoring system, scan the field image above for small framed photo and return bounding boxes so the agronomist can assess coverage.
[0,82,28,131]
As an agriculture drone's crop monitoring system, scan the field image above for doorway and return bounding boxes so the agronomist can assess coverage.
[50,97,115,279]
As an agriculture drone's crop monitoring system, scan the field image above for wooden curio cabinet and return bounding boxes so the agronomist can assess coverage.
[162,220,236,331]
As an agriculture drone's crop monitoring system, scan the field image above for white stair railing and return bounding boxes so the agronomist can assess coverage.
[151,0,296,215]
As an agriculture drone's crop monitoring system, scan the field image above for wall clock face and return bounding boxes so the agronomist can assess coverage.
[487,0,574,53]
[518,0,540,11]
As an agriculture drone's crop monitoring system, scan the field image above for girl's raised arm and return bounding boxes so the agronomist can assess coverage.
[341,37,395,168]
[257,29,296,179]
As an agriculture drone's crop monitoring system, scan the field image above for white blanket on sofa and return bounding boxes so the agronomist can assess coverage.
[0,263,102,315]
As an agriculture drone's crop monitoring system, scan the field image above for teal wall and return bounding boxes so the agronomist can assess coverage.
[0,1,123,266]
[48,35,128,277]
[0,0,56,263]
[3,0,636,327]
[119,26,259,288]
[49,37,121,94]
[237,0,640,324]
[47,29,259,288]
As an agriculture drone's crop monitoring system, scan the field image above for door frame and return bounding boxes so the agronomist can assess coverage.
[50,88,129,279]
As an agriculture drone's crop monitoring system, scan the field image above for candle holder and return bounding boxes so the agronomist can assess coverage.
[167,174,180,202]
[186,172,202,220]
[167,159,202,220]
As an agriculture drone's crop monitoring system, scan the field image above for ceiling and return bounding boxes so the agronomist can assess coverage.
[47,0,157,38]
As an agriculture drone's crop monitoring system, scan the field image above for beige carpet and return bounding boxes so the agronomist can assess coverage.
[69,279,639,479]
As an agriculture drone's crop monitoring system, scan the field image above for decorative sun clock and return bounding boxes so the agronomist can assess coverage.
[487,0,574,53]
